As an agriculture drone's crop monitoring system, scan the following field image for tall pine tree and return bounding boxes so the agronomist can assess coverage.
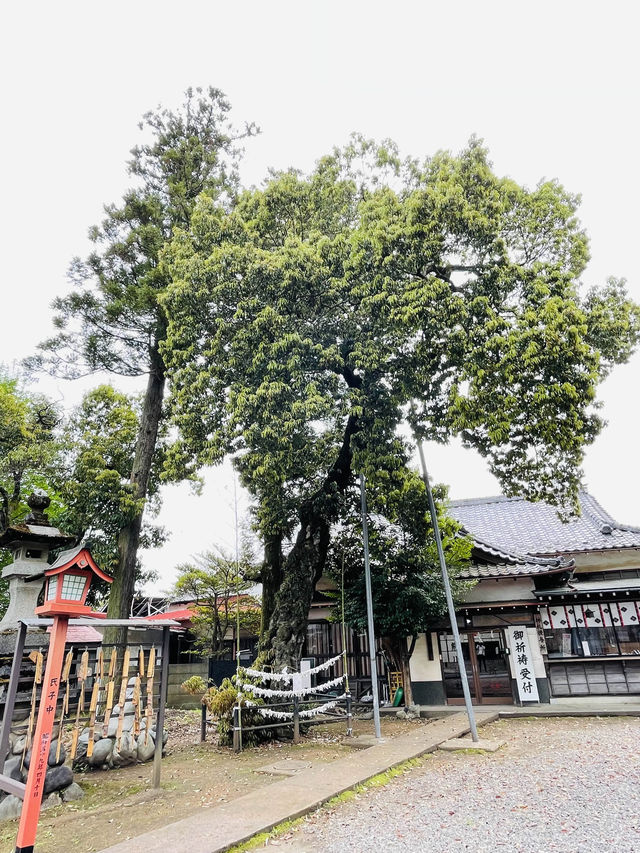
[31,88,257,642]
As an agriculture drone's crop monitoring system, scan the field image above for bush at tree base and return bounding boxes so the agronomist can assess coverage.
[182,674,277,747]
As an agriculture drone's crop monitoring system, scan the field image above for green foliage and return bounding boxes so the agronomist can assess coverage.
[55,384,165,592]
[0,370,62,526]
[32,87,257,383]
[0,380,164,616]
[204,676,271,748]
[180,675,208,696]
[164,136,639,523]
[173,546,260,658]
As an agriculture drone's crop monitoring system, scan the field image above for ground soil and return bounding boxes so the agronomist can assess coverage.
[0,709,425,853]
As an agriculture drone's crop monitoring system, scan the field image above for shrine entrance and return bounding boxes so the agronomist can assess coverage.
[439,629,514,704]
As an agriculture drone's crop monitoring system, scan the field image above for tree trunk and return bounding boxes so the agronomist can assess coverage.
[104,341,165,647]
[261,414,359,669]
[260,532,283,641]
[260,503,331,668]
[381,635,415,707]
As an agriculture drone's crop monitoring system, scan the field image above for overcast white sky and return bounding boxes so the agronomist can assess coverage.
[1,1,638,593]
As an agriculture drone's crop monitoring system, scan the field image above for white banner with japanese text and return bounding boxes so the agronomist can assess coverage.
[507,626,539,701]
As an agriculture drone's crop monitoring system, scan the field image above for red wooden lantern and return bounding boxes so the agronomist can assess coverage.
[35,545,112,617]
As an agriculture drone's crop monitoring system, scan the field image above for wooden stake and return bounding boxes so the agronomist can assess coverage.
[144,647,155,745]
[23,650,43,769]
[70,650,89,760]
[102,647,116,737]
[87,648,105,759]
[56,648,74,763]
[115,648,131,749]
[86,681,100,758]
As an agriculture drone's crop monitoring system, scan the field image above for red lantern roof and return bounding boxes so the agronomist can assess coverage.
[45,545,113,584]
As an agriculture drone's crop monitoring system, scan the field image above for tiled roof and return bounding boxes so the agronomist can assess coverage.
[47,624,103,643]
[450,491,640,557]
[146,607,195,622]
[459,560,570,580]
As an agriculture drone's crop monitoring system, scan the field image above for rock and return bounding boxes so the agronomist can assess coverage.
[24,739,65,769]
[73,740,89,764]
[0,795,23,820]
[49,740,66,767]
[136,733,155,762]
[41,792,62,810]
[3,756,22,783]
[44,764,73,794]
[88,738,113,767]
[111,701,135,717]
[61,782,85,802]
[112,732,137,767]
[79,727,101,745]
[359,711,374,720]
[11,734,26,756]
[107,713,134,738]
[406,704,421,715]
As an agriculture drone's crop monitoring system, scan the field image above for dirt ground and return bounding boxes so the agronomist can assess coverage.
[0,709,426,853]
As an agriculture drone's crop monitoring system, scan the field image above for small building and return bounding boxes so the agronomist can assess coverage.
[408,491,640,705]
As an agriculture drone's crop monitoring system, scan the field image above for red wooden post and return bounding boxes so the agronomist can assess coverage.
[15,615,69,853]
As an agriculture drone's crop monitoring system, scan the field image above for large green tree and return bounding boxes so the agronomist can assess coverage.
[163,137,639,669]
[31,88,257,638]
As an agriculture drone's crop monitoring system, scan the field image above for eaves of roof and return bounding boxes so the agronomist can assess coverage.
[459,558,574,580]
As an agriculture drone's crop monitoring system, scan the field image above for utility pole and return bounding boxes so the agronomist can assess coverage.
[359,473,382,740]
[416,440,479,742]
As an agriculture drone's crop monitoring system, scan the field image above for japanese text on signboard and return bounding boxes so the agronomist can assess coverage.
[507,627,539,701]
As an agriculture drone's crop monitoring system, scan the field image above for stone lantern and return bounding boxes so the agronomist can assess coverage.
[0,491,75,634]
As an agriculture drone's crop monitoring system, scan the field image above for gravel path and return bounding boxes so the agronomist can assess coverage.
[273,716,640,853]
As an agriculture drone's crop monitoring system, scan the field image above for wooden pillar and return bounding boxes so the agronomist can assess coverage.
[151,627,170,789]
[15,616,68,853]
[0,622,27,766]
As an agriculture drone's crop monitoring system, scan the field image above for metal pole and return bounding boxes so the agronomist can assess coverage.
[416,440,479,742]
[359,473,382,740]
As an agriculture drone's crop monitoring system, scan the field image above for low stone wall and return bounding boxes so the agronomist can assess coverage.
[167,662,208,709]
